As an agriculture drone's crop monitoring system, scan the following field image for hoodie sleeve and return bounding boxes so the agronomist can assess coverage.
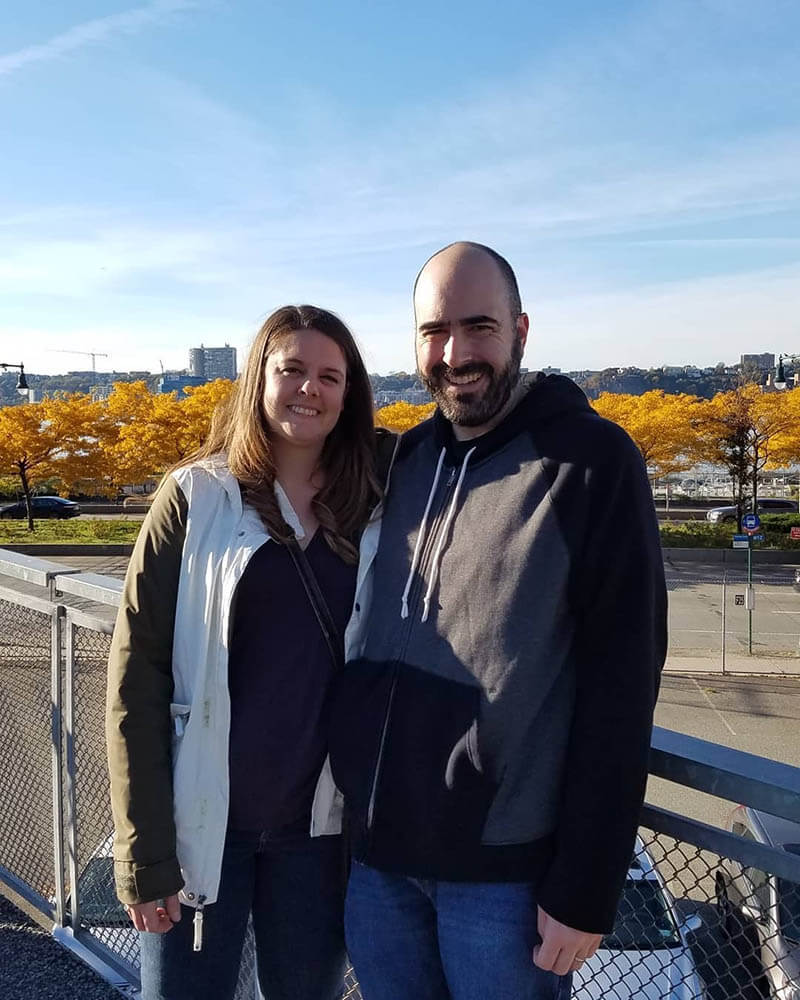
[105,474,187,905]
[536,419,667,933]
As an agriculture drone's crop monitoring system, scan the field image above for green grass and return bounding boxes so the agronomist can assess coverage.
[3,515,799,550]
[0,518,142,545]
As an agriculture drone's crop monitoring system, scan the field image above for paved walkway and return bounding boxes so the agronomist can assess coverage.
[665,652,800,676]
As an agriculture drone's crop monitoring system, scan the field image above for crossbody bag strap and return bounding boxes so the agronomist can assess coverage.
[285,537,345,673]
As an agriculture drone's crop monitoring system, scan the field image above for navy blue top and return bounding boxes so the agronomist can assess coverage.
[227,530,356,831]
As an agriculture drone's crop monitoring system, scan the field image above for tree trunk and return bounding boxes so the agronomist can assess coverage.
[751,448,759,514]
[735,473,746,532]
[18,464,34,533]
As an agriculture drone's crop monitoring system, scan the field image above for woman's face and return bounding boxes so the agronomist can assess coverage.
[262,328,348,451]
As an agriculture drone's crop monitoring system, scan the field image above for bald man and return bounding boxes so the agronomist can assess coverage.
[328,242,667,1000]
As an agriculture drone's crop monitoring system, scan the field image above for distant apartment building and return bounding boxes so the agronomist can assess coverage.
[158,373,207,398]
[189,344,237,381]
[740,353,775,371]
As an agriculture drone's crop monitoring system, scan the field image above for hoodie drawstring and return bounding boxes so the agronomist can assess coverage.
[421,447,476,623]
[400,448,446,619]
[400,445,476,623]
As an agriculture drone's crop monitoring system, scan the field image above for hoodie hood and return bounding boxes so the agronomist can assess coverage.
[432,373,593,466]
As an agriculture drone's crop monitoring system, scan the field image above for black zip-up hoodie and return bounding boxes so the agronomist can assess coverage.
[330,374,667,933]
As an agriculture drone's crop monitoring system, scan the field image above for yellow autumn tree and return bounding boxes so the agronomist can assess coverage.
[375,401,435,432]
[763,387,800,470]
[0,394,103,529]
[104,379,235,485]
[592,390,700,480]
[44,393,110,497]
[181,379,235,444]
[693,385,795,526]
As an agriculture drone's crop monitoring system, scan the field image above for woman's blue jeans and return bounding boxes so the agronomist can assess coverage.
[139,826,347,1000]
[345,860,572,1000]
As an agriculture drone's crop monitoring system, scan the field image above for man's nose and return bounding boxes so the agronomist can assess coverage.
[442,335,469,369]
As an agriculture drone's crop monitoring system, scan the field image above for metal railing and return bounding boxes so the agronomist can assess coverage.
[1,548,799,1000]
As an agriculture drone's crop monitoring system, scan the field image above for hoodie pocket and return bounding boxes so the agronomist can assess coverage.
[352,663,497,873]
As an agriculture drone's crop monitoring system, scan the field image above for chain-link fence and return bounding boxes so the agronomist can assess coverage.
[574,823,800,1000]
[667,568,800,671]
[1,552,799,1000]
[0,586,60,916]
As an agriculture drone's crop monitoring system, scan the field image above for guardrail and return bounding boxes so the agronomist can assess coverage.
[1,549,799,1000]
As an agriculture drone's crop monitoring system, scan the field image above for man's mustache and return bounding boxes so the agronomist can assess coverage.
[429,362,493,382]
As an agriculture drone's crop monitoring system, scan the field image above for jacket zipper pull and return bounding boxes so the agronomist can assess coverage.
[192,895,207,952]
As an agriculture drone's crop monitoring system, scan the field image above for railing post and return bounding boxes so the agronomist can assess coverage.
[64,617,81,932]
[721,572,727,676]
[51,604,67,928]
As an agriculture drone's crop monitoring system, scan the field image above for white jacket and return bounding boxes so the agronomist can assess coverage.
[167,459,346,907]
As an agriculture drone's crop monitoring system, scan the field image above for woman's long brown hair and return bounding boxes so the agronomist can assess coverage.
[185,305,379,563]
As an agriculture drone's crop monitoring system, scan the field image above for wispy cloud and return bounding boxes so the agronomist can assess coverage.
[0,0,198,78]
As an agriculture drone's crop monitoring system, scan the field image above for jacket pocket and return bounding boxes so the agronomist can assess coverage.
[169,703,191,754]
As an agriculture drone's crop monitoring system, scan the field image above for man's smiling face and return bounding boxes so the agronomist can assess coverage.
[414,246,528,434]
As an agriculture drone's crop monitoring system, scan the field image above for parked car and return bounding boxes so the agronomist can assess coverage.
[716,806,800,999]
[0,496,81,519]
[575,841,708,999]
[706,499,797,524]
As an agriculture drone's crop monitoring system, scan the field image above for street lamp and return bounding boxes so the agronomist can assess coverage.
[0,361,29,397]
[775,354,787,391]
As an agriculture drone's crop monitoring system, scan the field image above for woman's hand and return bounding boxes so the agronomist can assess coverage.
[126,895,181,933]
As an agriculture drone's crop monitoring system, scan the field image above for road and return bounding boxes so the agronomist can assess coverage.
[650,673,800,825]
[664,559,800,667]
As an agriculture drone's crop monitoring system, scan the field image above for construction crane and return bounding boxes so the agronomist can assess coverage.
[48,349,109,372]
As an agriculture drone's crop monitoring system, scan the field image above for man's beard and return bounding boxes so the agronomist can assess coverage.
[420,336,523,428]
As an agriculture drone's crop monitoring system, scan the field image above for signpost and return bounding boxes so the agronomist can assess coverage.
[740,513,761,653]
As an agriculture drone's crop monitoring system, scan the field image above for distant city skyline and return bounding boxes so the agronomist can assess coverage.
[2,1,799,376]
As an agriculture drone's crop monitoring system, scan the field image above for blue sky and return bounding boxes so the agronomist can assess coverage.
[2,0,799,376]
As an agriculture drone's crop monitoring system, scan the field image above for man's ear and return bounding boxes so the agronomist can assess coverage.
[517,312,530,351]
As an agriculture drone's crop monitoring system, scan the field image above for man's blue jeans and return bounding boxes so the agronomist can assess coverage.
[139,825,347,1000]
[345,860,572,1000]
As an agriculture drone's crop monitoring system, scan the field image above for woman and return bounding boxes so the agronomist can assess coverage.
[106,305,381,1000]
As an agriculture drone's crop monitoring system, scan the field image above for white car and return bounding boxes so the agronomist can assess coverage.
[716,806,800,1000]
[574,842,708,999]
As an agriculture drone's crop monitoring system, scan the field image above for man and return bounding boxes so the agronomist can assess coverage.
[328,242,667,999]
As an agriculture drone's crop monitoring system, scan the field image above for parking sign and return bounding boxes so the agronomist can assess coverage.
[742,513,760,534]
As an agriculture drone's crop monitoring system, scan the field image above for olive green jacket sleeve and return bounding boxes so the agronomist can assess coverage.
[106,475,188,905]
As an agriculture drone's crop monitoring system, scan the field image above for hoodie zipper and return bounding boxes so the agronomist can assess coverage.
[365,465,458,835]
